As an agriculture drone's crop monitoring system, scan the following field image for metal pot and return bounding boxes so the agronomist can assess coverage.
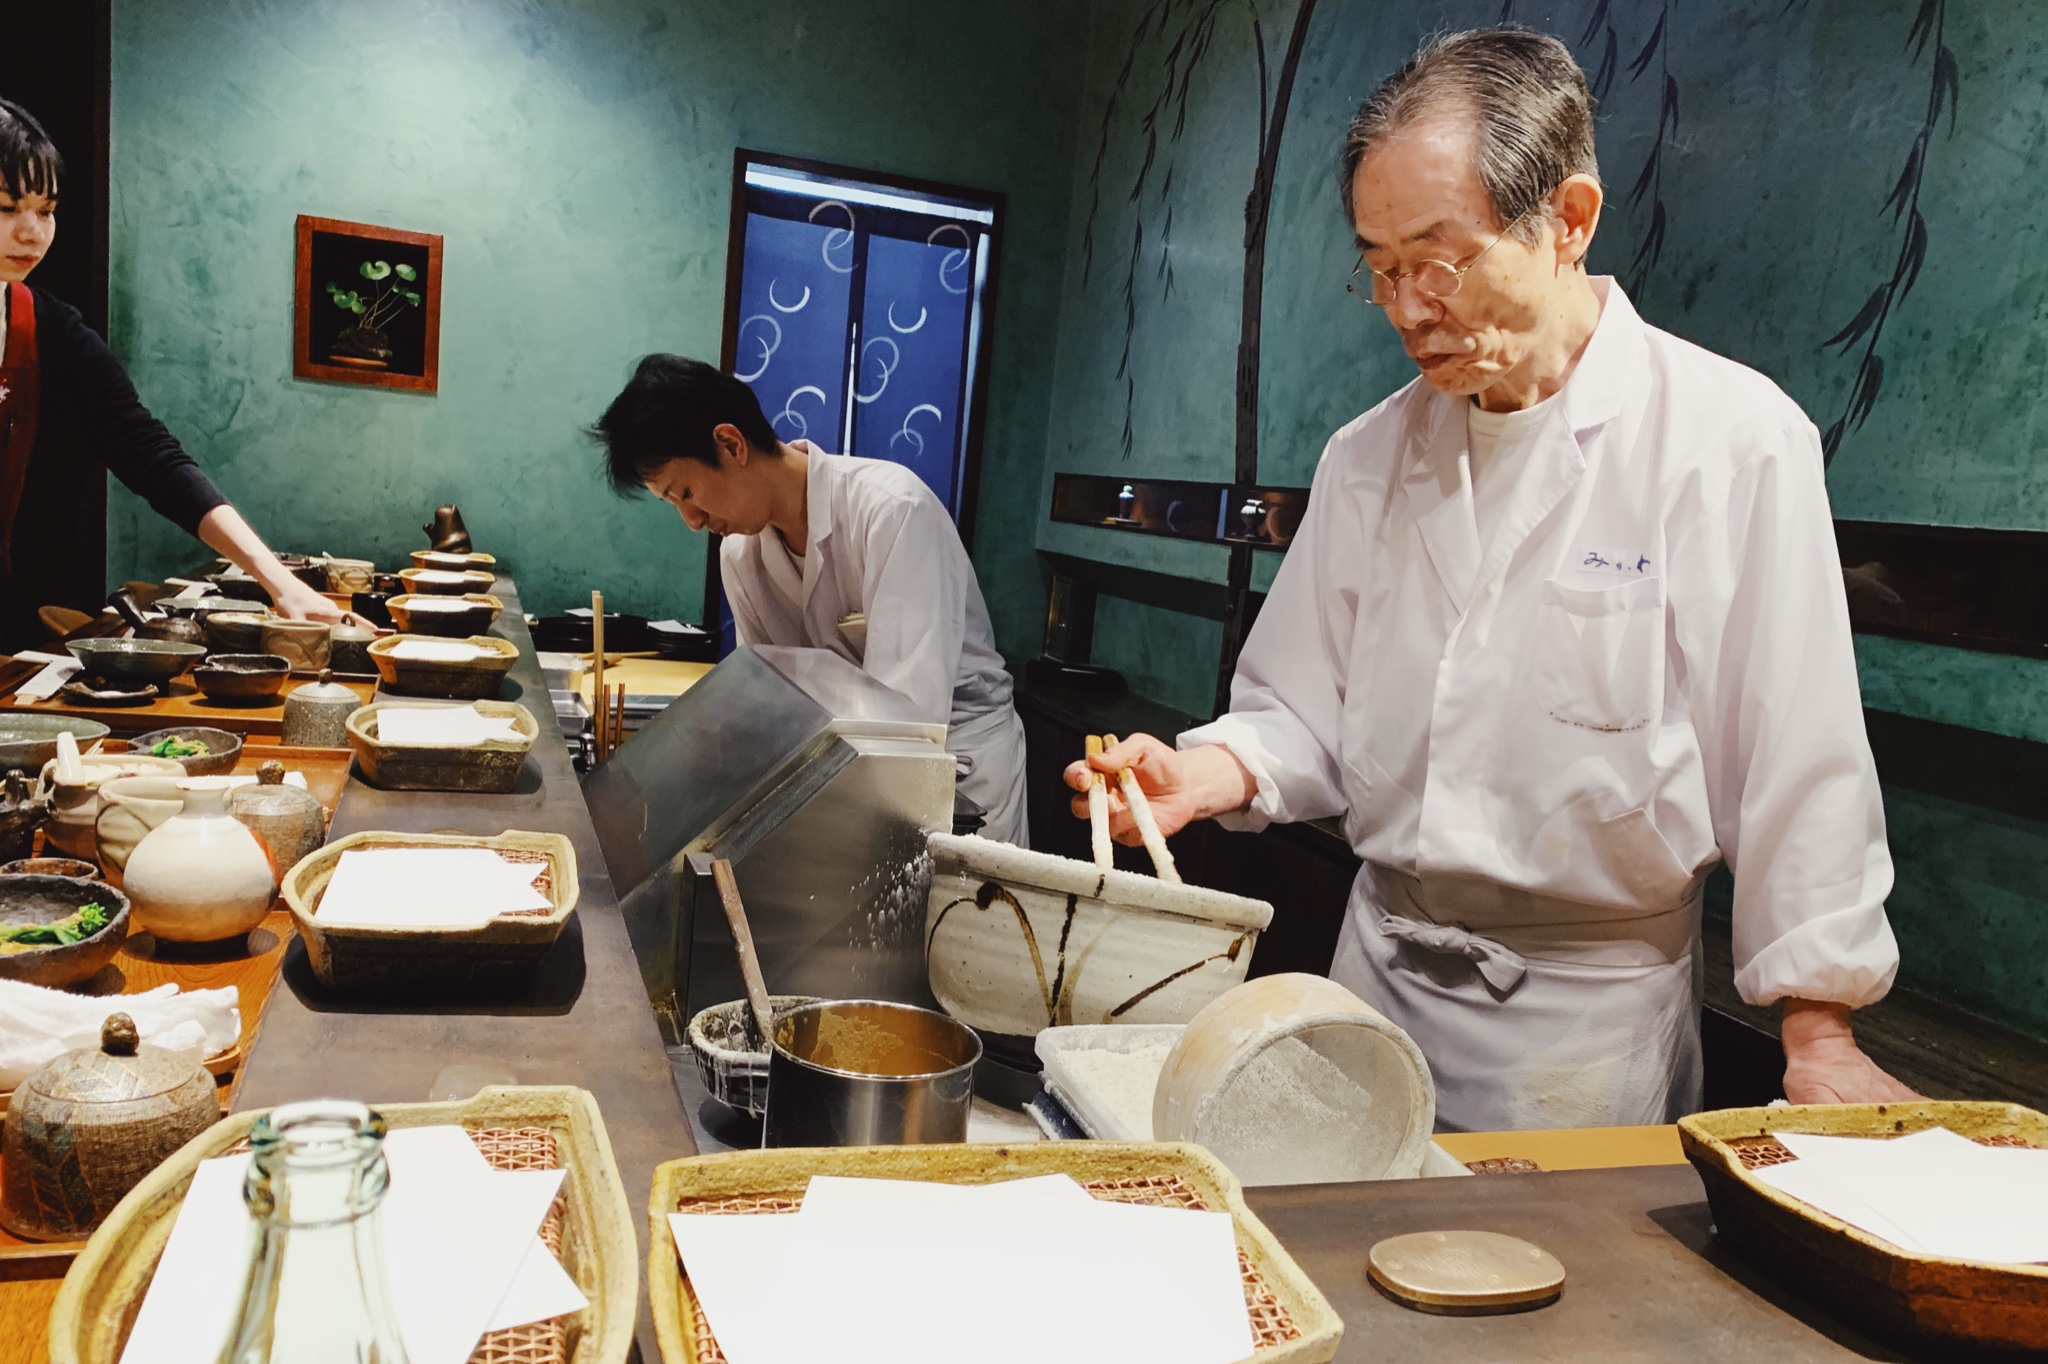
[762,999,980,1148]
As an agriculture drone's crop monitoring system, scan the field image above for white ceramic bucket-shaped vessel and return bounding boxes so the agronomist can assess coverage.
[923,832,1273,1038]
[123,777,278,943]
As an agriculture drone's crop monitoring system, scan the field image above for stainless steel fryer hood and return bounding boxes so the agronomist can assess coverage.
[584,644,955,1044]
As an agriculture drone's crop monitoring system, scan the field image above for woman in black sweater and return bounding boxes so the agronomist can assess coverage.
[0,98,337,646]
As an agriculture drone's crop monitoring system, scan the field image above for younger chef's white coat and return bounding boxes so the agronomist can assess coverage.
[721,443,1027,844]
[1182,280,1898,1131]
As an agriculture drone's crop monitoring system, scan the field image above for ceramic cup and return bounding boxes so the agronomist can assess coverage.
[205,610,271,655]
[38,756,183,861]
[124,777,278,943]
[93,774,188,872]
[328,625,376,675]
[261,619,332,673]
[325,557,376,595]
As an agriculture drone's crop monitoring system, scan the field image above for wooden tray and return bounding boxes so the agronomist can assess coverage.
[2,676,376,739]
[367,634,518,700]
[647,1141,1343,1364]
[346,700,537,793]
[47,1085,637,1364]
[1679,1101,2048,1353]
[281,830,576,996]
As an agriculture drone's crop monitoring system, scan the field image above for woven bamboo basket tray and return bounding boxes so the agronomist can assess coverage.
[369,634,520,700]
[647,1141,1342,1364]
[347,700,538,793]
[386,592,505,637]
[1679,1101,2048,1352]
[281,829,577,995]
[48,1084,635,1364]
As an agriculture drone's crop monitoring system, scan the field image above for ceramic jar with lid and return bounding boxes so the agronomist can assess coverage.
[123,777,277,943]
[231,761,328,875]
[281,670,362,747]
[0,1013,221,1240]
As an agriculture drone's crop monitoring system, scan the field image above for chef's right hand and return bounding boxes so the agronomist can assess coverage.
[1064,733,1253,845]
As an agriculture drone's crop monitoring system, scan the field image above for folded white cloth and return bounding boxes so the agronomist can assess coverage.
[0,979,240,1088]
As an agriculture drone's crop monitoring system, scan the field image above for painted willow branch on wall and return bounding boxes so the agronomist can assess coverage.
[1080,0,1321,470]
[1817,0,1956,467]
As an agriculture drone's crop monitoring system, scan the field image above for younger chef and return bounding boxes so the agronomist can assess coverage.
[0,98,342,644]
[593,354,1027,844]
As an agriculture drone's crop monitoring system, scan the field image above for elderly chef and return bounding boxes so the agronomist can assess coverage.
[1068,27,1917,1130]
[595,353,1028,844]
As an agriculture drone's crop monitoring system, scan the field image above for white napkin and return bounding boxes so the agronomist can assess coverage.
[376,705,524,748]
[11,650,83,700]
[0,979,240,1088]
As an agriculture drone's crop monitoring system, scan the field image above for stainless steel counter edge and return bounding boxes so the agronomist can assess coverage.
[231,579,694,1361]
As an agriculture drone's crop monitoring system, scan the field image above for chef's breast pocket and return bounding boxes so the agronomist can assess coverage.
[1534,576,1665,735]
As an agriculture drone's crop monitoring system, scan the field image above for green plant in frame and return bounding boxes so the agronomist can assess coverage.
[323,257,423,368]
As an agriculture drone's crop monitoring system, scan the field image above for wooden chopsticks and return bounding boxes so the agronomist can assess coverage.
[587,591,630,765]
[1086,733,1181,884]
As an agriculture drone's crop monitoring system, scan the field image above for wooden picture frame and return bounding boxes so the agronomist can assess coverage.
[293,215,442,392]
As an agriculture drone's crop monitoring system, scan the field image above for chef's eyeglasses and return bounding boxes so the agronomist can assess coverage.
[1347,203,1538,307]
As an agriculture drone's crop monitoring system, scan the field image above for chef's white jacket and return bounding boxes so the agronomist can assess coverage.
[721,444,1027,843]
[1182,279,1899,1129]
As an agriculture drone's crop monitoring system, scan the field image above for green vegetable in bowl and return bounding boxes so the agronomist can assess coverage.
[149,736,211,759]
[0,901,111,947]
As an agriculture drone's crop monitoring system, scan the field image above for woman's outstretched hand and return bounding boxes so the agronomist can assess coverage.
[1062,733,1256,846]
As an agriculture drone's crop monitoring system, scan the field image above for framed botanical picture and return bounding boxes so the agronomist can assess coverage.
[293,215,443,392]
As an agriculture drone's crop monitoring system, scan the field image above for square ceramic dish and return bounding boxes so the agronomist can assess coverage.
[1678,1101,2048,1353]
[345,700,538,793]
[48,1085,634,1364]
[280,828,575,994]
[367,634,519,699]
[1035,1023,1186,1140]
[647,1142,1342,1364]
[384,592,504,637]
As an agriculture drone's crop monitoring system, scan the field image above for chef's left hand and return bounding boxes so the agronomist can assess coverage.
[269,579,349,625]
[1780,998,1923,1104]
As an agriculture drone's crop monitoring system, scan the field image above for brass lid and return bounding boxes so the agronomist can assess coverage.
[22,1013,213,1107]
[1367,1230,1565,1314]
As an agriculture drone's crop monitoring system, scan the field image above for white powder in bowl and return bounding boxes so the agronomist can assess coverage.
[1053,1040,1177,1139]
[1197,1025,1412,1185]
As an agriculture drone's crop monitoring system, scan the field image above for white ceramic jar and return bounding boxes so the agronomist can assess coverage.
[123,777,278,943]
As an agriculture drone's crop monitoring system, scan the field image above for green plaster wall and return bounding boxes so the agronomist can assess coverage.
[106,0,1085,631]
[1038,0,2048,1036]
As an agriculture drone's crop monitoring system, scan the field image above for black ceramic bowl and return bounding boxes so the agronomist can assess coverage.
[129,726,242,776]
[0,874,130,989]
[191,653,291,703]
[66,638,206,689]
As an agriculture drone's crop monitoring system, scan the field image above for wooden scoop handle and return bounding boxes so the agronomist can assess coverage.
[712,858,777,1049]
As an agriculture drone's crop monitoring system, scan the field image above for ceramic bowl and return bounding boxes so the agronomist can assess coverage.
[204,573,270,603]
[385,593,504,638]
[158,596,244,620]
[191,653,291,703]
[324,557,376,594]
[922,832,1274,1040]
[0,857,100,878]
[0,717,110,774]
[260,619,332,673]
[397,567,497,596]
[93,775,187,873]
[65,639,205,689]
[204,610,271,654]
[36,754,184,860]
[0,874,131,989]
[128,727,242,777]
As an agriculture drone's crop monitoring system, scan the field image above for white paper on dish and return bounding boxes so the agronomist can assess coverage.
[402,597,474,610]
[769,1175,1254,1364]
[314,848,550,929]
[376,704,525,748]
[413,570,470,584]
[389,640,489,662]
[118,1153,256,1364]
[1760,1127,2048,1264]
[11,650,82,700]
[667,1213,801,1364]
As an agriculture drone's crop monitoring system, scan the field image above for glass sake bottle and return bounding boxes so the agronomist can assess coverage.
[219,1099,410,1364]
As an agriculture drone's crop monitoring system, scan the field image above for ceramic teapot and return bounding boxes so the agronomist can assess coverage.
[123,778,277,943]
[0,771,52,864]
[280,670,361,747]
[0,1013,220,1240]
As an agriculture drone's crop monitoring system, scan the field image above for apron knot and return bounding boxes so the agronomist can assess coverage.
[1376,915,1529,993]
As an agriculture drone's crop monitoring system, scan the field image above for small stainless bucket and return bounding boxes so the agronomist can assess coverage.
[762,999,981,1147]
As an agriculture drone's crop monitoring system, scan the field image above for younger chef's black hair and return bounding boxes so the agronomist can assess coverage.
[0,98,62,202]
[592,353,782,495]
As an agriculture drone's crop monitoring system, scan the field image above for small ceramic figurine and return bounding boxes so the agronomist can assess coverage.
[0,1013,220,1240]
[122,778,277,943]
[423,504,473,554]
